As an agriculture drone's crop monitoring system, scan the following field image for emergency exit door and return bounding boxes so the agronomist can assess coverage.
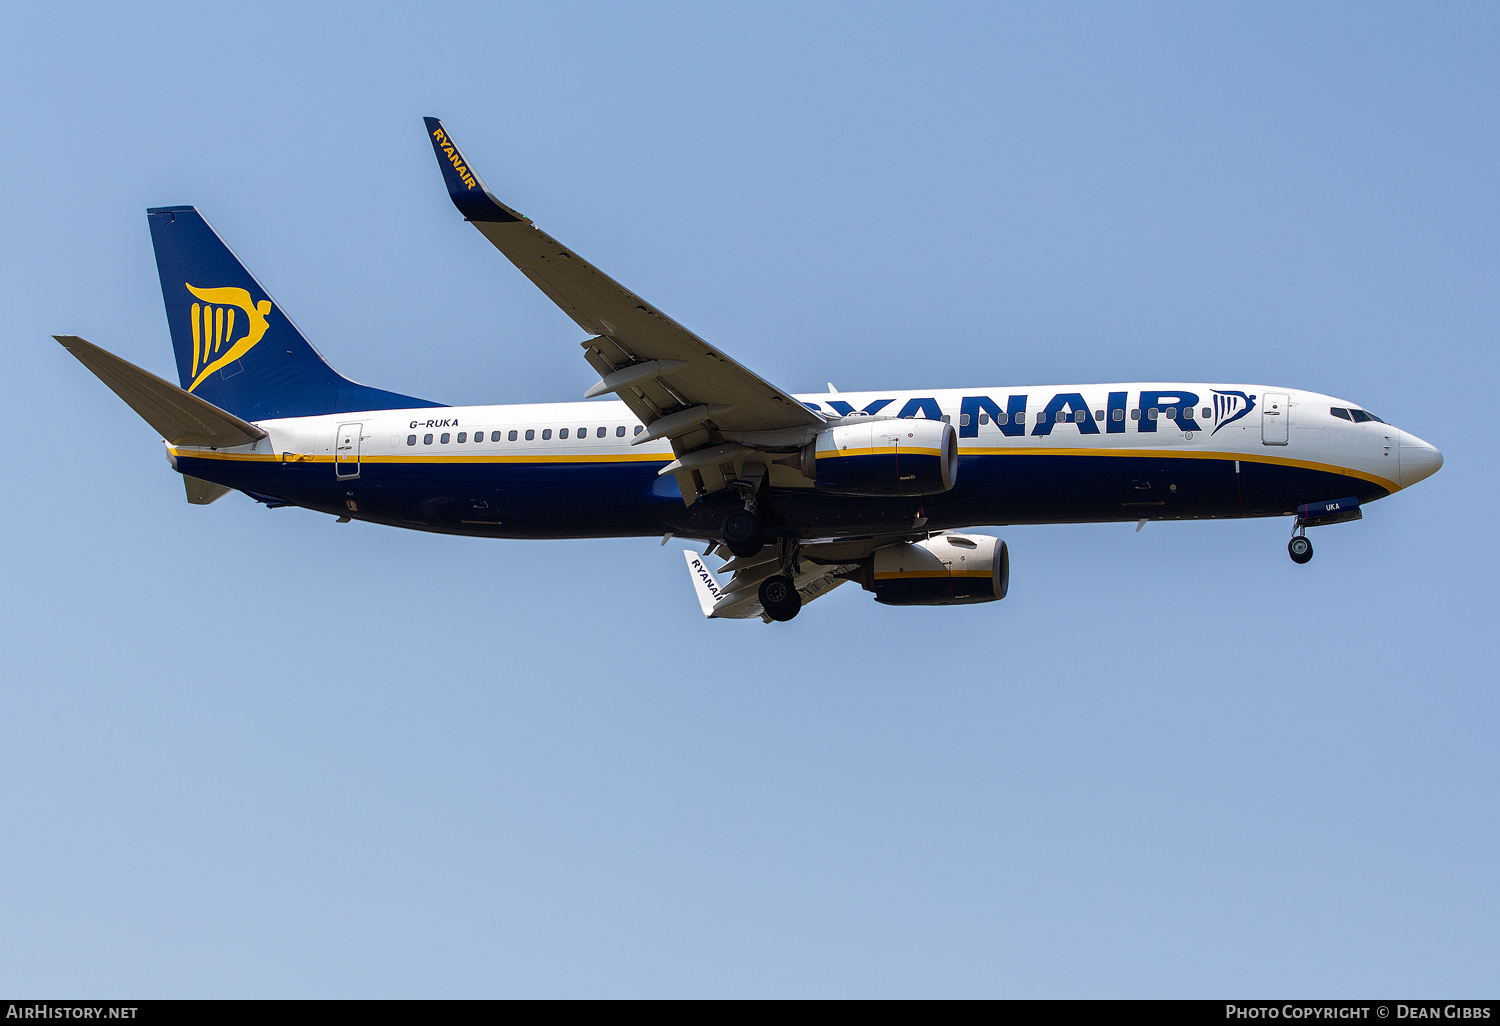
[1261,394,1289,446]
[335,423,362,478]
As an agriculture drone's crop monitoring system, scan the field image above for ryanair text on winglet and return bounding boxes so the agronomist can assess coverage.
[430,127,478,190]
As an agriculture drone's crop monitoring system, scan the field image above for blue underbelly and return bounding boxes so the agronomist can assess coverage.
[174,452,1390,539]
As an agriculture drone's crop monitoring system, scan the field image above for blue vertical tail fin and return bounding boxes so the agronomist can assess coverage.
[147,206,442,421]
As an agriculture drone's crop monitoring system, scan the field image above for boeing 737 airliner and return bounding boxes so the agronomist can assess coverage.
[55,118,1443,622]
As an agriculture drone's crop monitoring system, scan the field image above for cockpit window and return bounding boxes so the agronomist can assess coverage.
[1364,411,1384,423]
[1349,409,1373,423]
[1331,408,1352,421]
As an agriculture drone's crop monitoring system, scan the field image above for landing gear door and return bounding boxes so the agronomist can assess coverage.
[1261,394,1289,446]
[335,422,362,479]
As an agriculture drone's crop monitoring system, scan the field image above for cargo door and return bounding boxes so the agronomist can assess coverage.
[1261,394,1289,446]
[335,422,362,479]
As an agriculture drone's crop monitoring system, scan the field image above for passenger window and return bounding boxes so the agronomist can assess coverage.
[1073,410,1086,423]
[1113,409,1125,422]
[1094,410,1103,420]
[579,427,587,437]
[1331,408,1352,421]
[407,434,417,446]
[1147,408,1159,420]
[978,413,989,425]
[559,428,569,439]
[440,432,450,443]
[634,425,643,435]
[508,430,518,441]
[616,425,626,437]
[423,433,433,445]
[1055,410,1066,423]
[457,432,467,443]
[1201,408,1210,419]
[1131,409,1141,420]
[597,426,606,438]
[525,429,535,441]
[1350,410,1373,423]
[1013,411,1024,424]
[959,414,971,427]
[1164,407,1176,420]
[542,429,552,440]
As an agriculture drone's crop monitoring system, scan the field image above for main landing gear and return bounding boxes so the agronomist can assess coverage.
[720,464,799,620]
[758,573,802,621]
[721,509,763,558]
[1288,533,1313,564]
[721,466,768,558]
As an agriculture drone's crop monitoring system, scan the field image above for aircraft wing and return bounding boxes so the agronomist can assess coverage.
[423,118,824,499]
[683,547,855,623]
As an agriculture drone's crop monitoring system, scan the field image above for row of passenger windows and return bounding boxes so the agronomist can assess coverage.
[956,406,1213,427]
[1330,407,1384,423]
[404,404,1236,445]
[406,425,645,446]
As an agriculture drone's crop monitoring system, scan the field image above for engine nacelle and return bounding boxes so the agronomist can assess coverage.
[806,418,958,496]
[862,533,1009,606]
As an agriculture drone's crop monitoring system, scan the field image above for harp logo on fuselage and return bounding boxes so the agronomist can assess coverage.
[184,283,273,393]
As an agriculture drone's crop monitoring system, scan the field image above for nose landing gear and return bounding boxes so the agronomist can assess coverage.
[1287,495,1360,563]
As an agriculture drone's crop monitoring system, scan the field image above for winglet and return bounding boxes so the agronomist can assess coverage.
[422,117,524,223]
[682,549,727,618]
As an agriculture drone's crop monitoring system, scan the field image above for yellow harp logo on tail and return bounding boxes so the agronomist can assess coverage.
[184,283,273,393]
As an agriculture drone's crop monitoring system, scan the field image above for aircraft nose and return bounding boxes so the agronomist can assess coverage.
[1398,430,1444,488]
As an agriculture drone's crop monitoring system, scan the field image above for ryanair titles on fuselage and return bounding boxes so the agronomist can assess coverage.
[801,387,1255,437]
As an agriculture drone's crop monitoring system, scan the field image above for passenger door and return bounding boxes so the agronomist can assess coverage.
[1261,394,1289,446]
[334,422,363,479]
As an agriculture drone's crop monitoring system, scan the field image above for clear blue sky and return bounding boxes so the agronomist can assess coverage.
[2,1,1495,998]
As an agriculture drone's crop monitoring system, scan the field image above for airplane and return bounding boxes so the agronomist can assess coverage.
[54,117,1444,623]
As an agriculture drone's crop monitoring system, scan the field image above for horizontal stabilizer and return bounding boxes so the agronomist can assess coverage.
[54,335,267,447]
[184,475,232,505]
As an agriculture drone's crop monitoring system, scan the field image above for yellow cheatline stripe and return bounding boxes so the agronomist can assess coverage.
[958,445,1399,492]
[168,448,672,465]
[816,446,943,459]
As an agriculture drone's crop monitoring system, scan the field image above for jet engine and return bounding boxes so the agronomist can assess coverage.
[861,533,1008,606]
[798,418,958,496]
